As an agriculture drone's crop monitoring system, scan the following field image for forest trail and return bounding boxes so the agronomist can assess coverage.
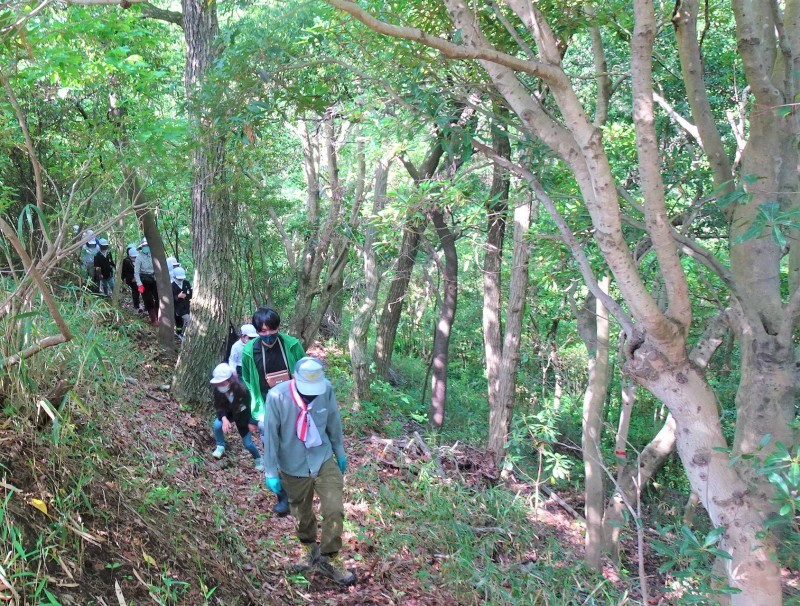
[103,354,442,604]
[83,321,588,606]
[1,307,606,606]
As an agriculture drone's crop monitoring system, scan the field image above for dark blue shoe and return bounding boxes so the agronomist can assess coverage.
[273,489,289,517]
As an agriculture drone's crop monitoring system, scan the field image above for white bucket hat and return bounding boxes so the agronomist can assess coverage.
[241,324,258,338]
[293,357,327,395]
[209,363,233,385]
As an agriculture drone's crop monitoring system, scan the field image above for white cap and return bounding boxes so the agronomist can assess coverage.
[209,363,233,384]
[138,237,148,249]
[166,256,177,268]
[293,357,327,395]
[241,324,258,338]
[88,238,97,246]
[98,238,108,246]
[173,267,186,280]
[128,247,138,257]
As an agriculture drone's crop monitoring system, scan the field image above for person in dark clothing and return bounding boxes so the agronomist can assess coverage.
[134,238,158,326]
[121,247,141,312]
[209,363,262,469]
[171,267,192,339]
[93,238,115,297]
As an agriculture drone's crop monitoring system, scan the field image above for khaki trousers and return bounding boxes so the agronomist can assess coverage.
[280,456,344,555]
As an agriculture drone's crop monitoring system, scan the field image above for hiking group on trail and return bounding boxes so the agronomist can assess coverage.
[80,230,191,337]
[208,307,356,586]
[78,230,356,585]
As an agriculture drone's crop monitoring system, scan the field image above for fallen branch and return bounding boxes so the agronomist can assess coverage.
[539,484,585,523]
[2,334,68,367]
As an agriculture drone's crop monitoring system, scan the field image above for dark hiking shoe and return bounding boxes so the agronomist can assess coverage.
[272,491,290,517]
[292,543,319,573]
[316,554,356,586]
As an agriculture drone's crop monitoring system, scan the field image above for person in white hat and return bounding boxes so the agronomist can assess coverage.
[134,238,159,325]
[80,231,100,289]
[228,324,258,377]
[121,247,142,311]
[93,238,116,297]
[209,363,262,468]
[262,357,355,586]
[171,267,192,339]
[165,256,182,281]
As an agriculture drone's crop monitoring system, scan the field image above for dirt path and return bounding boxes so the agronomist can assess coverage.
[102,347,458,605]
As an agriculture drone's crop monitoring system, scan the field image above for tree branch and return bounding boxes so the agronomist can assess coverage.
[0,218,73,356]
[0,66,51,248]
[473,139,635,337]
[324,0,561,81]
[64,0,183,26]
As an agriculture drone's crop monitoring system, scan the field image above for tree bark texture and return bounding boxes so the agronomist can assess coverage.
[487,196,532,461]
[428,208,458,428]
[483,111,510,442]
[579,277,610,571]
[174,0,235,403]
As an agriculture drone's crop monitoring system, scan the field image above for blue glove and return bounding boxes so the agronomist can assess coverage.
[265,476,282,494]
[338,457,347,474]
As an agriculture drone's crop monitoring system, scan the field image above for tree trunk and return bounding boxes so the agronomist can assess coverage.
[126,170,175,351]
[173,0,235,403]
[140,205,175,351]
[428,208,458,428]
[373,136,445,379]
[580,277,610,571]
[290,117,354,347]
[487,195,532,461]
[483,111,510,436]
[373,214,427,379]
[349,156,391,403]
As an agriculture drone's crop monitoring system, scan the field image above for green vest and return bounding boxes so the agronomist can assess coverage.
[240,333,305,422]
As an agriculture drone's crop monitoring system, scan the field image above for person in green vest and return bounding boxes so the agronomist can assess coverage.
[241,307,305,515]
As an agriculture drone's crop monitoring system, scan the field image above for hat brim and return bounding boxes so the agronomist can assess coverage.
[294,378,326,396]
[209,377,229,385]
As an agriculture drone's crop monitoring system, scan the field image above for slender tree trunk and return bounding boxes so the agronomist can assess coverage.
[373,215,427,379]
[349,157,391,403]
[483,111,510,432]
[428,208,457,428]
[173,0,236,402]
[291,118,353,347]
[374,136,445,379]
[579,277,610,571]
[126,170,175,351]
[139,205,175,351]
[487,195,532,461]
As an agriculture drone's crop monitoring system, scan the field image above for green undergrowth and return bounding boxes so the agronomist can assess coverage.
[0,292,252,605]
[348,459,636,605]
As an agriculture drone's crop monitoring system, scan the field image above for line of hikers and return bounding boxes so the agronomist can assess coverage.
[80,231,192,336]
[209,307,356,586]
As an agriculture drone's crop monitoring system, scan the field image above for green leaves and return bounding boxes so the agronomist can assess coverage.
[733,202,800,248]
